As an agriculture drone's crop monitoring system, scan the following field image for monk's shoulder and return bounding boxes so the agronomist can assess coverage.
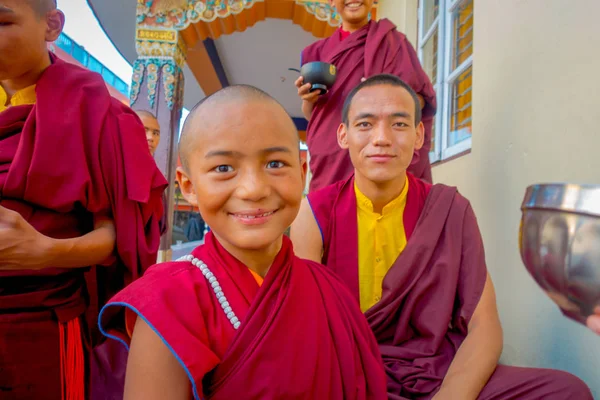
[126,259,211,298]
[146,259,201,278]
[430,183,472,213]
[44,57,109,97]
[373,18,405,37]
[307,179,345,208]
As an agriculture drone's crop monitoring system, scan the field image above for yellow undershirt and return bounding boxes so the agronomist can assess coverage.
[0,84,37,112]
[355,176,409,312]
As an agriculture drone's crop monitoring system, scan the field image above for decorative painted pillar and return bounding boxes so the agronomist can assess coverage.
[130,16,187,262]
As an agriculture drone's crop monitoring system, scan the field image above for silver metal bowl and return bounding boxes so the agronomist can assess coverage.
[520,183,600,324]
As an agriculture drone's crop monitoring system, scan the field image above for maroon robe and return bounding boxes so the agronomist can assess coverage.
[99,232,388,399]
[307,173,592,399]
[0,55,167,399]
[302,19,436,192]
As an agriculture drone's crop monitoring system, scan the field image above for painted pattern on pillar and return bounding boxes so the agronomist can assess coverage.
[136,0,378,32]
[161,63,178,110]
[146,63,159,107]
[136,0,264,30]
[130,61,145,104]
[131,26,186,109]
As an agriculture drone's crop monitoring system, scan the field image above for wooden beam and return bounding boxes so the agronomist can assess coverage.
[185,40,224,96]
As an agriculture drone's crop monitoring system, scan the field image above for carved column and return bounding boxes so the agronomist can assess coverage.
[130,23,187,262]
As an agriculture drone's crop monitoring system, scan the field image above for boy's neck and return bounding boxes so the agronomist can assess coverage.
[216,234,283,278]
[1,53,51,100]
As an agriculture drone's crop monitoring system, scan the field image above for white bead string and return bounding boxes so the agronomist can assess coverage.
[176,255,241,330]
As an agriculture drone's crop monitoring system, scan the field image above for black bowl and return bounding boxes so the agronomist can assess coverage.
[300,61,338,95]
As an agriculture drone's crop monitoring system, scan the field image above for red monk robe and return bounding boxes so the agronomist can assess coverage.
[99,232,388,400]
[307,173,592,399]
[302,19,436,192]
[0,55,167,399]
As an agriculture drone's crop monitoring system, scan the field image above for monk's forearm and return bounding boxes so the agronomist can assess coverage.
[42,218,116,269]
[435,321,502,399]
[301,100,314,121]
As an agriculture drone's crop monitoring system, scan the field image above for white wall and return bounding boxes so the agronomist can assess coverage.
[381,0,600,395]
[378,0,418,46]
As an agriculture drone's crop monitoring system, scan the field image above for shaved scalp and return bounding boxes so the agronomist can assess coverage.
[27,0,57,16]
[135,109,157,120]
[179,84,299,172]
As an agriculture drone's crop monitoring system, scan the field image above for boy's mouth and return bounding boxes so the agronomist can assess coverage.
[229,209,278,225]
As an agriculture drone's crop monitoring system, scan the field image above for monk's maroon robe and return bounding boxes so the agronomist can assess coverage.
[0,55,167,399]
[99,232,388,399]
[302,19,436,192]
[307,173,592,399]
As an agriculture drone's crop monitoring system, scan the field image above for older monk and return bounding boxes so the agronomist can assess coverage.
[291,74,593,399]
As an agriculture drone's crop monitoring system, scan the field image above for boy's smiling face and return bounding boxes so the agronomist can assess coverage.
[177,96,305,256]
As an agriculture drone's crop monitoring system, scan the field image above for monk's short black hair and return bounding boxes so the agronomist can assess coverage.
[341,74,422,126]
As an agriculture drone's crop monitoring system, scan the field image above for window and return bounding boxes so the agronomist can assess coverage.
[418,0,473,163]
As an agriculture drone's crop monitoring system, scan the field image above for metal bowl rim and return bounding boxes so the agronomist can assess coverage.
[522,183,600,217]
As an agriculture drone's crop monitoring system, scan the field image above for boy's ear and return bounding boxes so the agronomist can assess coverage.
[46,9,65,42]
[176,167,198,207]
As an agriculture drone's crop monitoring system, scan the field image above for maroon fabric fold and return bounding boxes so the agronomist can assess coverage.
[308,175,488,398]
[308,173,430,304]
[0,54,167,319]
[0,54,167,397]
[308,175,593,399]
[100,232,388,399]
[302,19,436,192]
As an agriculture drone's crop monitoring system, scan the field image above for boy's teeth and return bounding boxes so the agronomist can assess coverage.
[238,211,274,219]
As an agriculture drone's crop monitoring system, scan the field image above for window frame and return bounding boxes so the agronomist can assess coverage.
[418,0,473,163]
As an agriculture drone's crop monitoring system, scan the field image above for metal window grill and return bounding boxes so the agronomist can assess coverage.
[449,0,473,138]
[423,29,439,83]
[453,0,473,68]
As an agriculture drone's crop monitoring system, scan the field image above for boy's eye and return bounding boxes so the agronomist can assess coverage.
[357,122,371,128]
[214,165,233,173]
[267,161,285,169]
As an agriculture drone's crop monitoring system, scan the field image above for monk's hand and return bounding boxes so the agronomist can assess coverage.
[295,76,320,104]
[0,205,54,270]
[586,306,600,335]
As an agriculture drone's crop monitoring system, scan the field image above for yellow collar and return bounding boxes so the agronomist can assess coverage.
[0,84,37,112]
[354,176,409,216]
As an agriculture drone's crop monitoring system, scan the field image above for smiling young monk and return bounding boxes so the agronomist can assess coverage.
[99,85,388,400]
[291,74,593,399]
[295,0,436,192]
